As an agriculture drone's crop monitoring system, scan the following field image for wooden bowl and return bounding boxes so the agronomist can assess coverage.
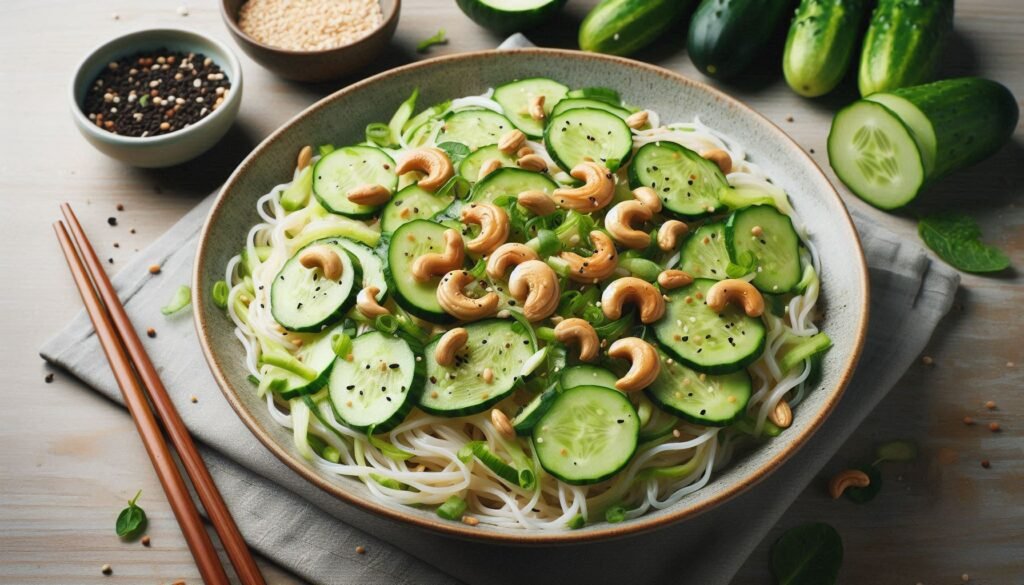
[220,0,400,83]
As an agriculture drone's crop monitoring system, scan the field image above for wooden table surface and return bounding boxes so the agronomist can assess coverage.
[1,1,1021,583]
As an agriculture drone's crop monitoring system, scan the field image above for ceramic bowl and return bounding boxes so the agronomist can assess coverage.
[70,28,243,168]
[220,0,400,83]
[193,49,869,544]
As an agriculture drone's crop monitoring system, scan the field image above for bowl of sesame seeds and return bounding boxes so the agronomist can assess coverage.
[70,28,243,168]
[221,0,400,83]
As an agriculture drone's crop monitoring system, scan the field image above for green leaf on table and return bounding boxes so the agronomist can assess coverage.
[115,490,147,539]
[416,29,447,53]
[160,285,192,315]
[436,141,471,167]
[874,439,919,464]
[918,214,1010,273]
[771,522,843,585]
[843,463,883,504]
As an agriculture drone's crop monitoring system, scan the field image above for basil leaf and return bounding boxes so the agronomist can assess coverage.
[160,285,192,315]
[416,29,447,53]
[771,522,843,585]
[115,490,147,539]
[436,141,470,166]
[918,214,1010,273]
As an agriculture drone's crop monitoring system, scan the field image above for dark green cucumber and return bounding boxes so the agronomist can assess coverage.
[578,0,695,57]
[455,0,568,35]
[857,0,954,96]
[688,0,796,80]
[783,0,868,97]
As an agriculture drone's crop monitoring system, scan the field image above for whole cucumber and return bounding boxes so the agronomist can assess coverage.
[858,0,954,96]
[688,0,796,80]
[783,0,868,97]
[579,0,695,57]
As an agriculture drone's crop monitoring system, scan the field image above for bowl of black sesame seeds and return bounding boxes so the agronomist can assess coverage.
[70,28,243,168]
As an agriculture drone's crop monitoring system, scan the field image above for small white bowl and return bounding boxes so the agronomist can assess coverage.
[70,28,243,168]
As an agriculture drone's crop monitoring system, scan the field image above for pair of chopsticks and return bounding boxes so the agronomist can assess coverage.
[54,204,265,585]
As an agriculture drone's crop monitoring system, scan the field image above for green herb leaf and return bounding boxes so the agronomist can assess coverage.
[874,439,919,464]
[115,490,147,539]
[211,280,229,309]
[918,214,1010,273]
[771,522,843,585]
[416,29,447,53]
[246,374,260,386]
[436,174,471,199]
[138,94,150,107]
[844,464,882,504]
[436,141,471,166]
[160,285,192,315]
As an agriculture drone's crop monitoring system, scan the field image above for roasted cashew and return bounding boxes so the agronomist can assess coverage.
[437,270,499,321]
[356,286,389,318]
[298,245,343,281]
[516,146,534,158]
[552,161,615,211]
[517,190,556,215]
[701,148,732,175]
[560,231,618,283]
[434,327,468,367]
[705,279,765,317]
[657,269,694,290]
[769,399,793,428]
[498,129,526,154]
[529,95,546,121]
[478,158,503,180]
[490,408,515,438]
[508,260,560,322]
[346,184,391,206]
[460,202,510,255]
[657,220,689,251]
[517,154,548,172]
[553,318,599,362]
[605,200,653,249]
[485,243,539,280]
[632,186,663,213]
[601,277,666,323]
[828,469,871,500]
[626,110,649,130]
[607,337,661,392]
[411,229,465,282]
[396,147,454,191]
[297,145,313,170]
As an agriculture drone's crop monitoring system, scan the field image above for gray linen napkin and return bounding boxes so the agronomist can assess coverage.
[41,36,960,585]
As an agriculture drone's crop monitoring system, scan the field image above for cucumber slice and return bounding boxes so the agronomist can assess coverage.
[271,239,358,332]
[469,167,559,205]
[532,385,639,485]
[328,331,423,433]
[510,386,558,435]
[550,97,630,120]
[559,365,618,390]
[438,109,515,151]
[864,93,937,177]
[420,319,536,416]
[544,108,633,172]
[653,279,766,374]
[379,185,453,233]
[455,0,568,35]
[645,347,752,426]
[385,220,457,322]
[337,239,387,301]
[827,100,925,210]
[725,205,802,294]
[678,222,729,280]
[628,141,728,217]
[266,326,345,399]
[459,144,517,182]
[493,78,570,138]
[312,146,397,218]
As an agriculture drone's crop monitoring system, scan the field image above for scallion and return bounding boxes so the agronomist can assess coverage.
[436,495,467,521]
[211,280,229,309]
[160,285,192,315]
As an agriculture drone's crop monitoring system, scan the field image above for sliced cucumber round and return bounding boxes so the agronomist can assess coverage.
[550,97,630,121]
[265,325,345,399]
[459,144,517,182]
[328,331,423,433]
[532,385,639,485]
[544,107,633,172]
[645,347,751,426]
[678,221,729,280]
[864,93,937,178]
[438,109,514,151]
[379,185,453,233]
[420,319,536,416]
[725,205,802,294]
[312,146,397,218]
[468,167,559,204]
[510,385,558,435]
[559,365,618,390]
[653,279,766,374]
[385,220,457,323]
[628,141,728,217]
[336,238,387,301]
[271,239,358,332]
[493,78,569,138]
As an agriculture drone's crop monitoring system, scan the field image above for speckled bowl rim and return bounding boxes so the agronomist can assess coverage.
[193,48,870,545]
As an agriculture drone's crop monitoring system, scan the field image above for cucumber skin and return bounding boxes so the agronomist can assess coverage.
[783,0,868,97]
[456,0,568,34]
[688,0,796,80]
[857,0,954,97]
[579,0,695,57]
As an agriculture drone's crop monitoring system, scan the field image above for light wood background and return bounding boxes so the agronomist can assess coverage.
[1,1,1020,583]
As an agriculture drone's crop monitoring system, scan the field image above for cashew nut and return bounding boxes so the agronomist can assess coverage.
[517,190,556,215]
[554,318,599,362]
[517,153,548,173]
[486,243,539,280]
[560,231,618,283]
[607,337,661,393]
[657,220,689,251]
[552,161,615,211]
[478,158,503,181]
[396,147,454,191]
[356,286,389,318]
[437,270,500,321]
[632,186,662,213]
[601,277,666,323]
[347,184,391,206]
[508,260,560,322]
[701,148,732,175]
[490,408,515,438]
[411,229,465,282]
[769,399,793,428]
[657,269,694,290]
[626,110,649,130]
[298,245,343,281]
[297,145,313,170]
[529,95,546,121]
[460,202,510,255]
[516,146,535,158]
[605,200,653,249]
[828,469,871,500]
[705,279,765,317]
[434,327,468,367]
[498,129,526,154]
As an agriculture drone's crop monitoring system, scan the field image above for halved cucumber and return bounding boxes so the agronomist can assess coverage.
[544,108,633,172]
[559,365,618,390]
[864,93,937,177]
[420,319,536,416]
[264,325,344,399]
[469,167,559,204]
[379,185,453,233]
[532,385,639,485]
[645,346,752,426]
[328,331,423,433]
[385,220,457,322]
[337,239,387,301]
[437,109,514,151]
[312,146,397,218]
[455,0,568,35]
[271,239,358,332]
[493,78,570,138]
[510,385,558,435]
[653,279,766,374]
[550,97,630,120]
[459,144,517,182]
[628,141,728,217]
[678,221,729,280]
[726,205,802,294]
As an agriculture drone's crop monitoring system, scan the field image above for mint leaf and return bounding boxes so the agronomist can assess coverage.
[436,141,470,166]
[771,522,843,585]
[115,490,147,539]
[919,214,1009,273]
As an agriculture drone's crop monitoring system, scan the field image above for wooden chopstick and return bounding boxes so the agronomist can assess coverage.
[59,204,266,585]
